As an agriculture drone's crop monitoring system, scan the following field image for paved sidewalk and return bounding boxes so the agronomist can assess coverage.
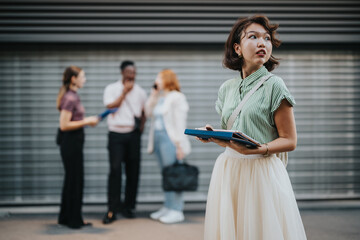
[0,201,359,240]
[0,212,204,240]
[0,204,204,240]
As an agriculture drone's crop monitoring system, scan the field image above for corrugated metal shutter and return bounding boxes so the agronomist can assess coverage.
[0,44,359,205]
[0,0,359,43]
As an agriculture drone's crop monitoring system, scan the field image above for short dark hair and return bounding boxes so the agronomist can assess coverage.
[223,15,281,72]
[120,60,135,71]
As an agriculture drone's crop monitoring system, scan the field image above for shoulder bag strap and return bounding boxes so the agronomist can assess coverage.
[226,74,273,130]
[123,97,137,116]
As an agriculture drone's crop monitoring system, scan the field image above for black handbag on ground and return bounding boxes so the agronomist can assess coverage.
[162,160,199,192]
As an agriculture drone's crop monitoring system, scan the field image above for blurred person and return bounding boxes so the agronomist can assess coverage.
[102,60,147,224]
[145,69,191,224]
[199,15,307,239]
[56,66,99,229]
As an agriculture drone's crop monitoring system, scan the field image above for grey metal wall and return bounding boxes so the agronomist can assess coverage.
[0,45,359,205]
[1,0,359,43]
[0,0,360,204]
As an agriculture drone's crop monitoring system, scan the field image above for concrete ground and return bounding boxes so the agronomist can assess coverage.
[0,201,359,240]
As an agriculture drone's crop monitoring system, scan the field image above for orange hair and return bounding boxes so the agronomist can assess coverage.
[159,69,181,92]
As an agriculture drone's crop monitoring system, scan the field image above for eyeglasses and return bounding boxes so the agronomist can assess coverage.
[242,31,271,42]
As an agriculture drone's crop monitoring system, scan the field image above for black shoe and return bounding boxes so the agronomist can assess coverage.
[82,221,93,227]
[102,211,116,224]
[121,209,136,219]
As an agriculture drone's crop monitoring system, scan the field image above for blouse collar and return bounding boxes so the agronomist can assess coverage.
[68,89,77,93]
[238,66,269,89]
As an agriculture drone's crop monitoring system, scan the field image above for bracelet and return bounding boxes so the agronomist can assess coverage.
[263,143,269,157]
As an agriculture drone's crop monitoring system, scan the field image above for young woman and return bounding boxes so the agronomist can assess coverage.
[56,66,99,229]
[145,69,191,224]
[200,16,307,239]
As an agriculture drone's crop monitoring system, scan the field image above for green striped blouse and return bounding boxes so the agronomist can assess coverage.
[215,66,295,144]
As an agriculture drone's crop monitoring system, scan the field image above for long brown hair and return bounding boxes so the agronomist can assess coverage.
[160,69,181,92]
[56,65,82,110]
[223,15,281,72]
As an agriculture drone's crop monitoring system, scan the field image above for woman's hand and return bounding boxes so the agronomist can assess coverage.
[197,135,267,155]
[196,136,230,147]
[144,87,160,118]
[195,124,228,146]
[195,124,215,143]
[195,124,264,155]
[228,141,267,155]
[206,138,257,154]
[196,137,211,143]
[176,145,185,160]
[85,116,100,127]
[60,110,100,131]
[228,141,252,154]
[150,86,160,97]
[210,138,229,148]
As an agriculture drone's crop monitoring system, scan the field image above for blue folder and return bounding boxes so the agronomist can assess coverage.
[98,108,118,120]
[184,128,261,148]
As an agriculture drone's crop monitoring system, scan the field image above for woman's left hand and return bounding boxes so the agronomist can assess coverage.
[228,140,256,155]
[211,138,264,155]
[209,138,229,148]
[211,138,250,154]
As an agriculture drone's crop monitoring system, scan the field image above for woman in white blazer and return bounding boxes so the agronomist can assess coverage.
[145,69,191,224]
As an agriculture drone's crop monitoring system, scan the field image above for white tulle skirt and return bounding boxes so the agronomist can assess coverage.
[204,147,307,240]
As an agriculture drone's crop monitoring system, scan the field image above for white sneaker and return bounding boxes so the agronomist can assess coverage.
[159,210,184,224]
[150,207,170,220]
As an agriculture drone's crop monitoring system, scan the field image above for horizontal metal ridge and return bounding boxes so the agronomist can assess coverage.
[0,0,359,43]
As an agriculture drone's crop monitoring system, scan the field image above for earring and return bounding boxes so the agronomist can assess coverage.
[238,53,242,58]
